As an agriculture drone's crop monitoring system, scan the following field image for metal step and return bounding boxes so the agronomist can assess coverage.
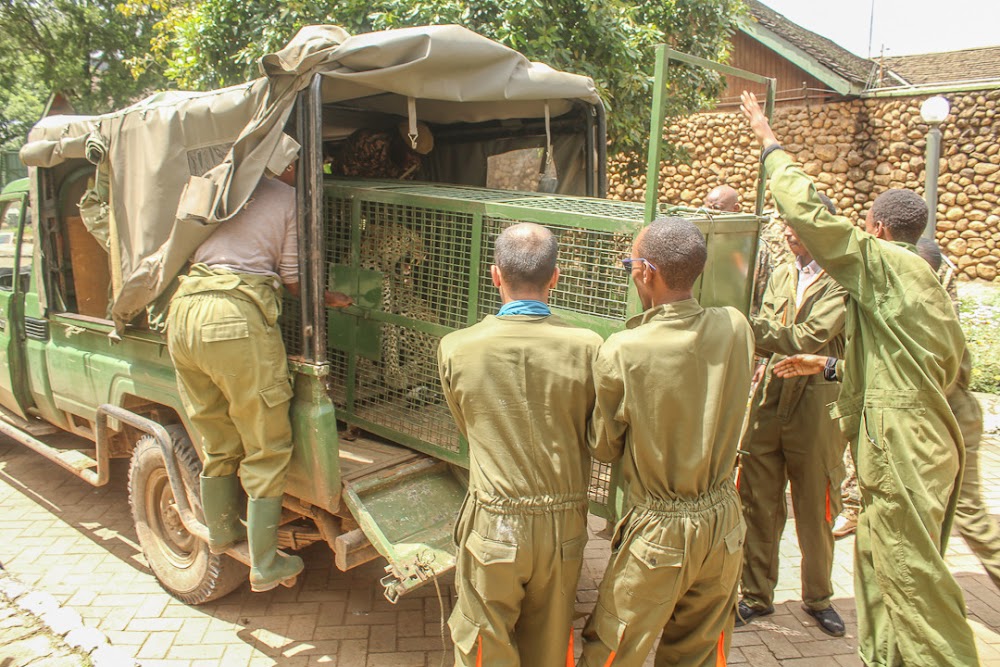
[0,417,106,486]
[0,403,58,436]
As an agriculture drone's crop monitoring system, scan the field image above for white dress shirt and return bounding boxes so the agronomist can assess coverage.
[795,257,822,307]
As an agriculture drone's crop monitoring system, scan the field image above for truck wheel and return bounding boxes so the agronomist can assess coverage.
[128,426,248,604]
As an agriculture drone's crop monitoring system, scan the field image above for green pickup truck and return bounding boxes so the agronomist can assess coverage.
[4,27,773,605]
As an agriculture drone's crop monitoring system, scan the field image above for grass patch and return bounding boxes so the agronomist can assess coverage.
[958,282,1000,396]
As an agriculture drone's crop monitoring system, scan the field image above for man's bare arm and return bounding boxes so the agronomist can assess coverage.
[283,282,353,308]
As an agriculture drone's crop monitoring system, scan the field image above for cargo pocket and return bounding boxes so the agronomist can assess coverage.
[449,609,481,663]
[858,408,889,493]
[202,317,249,342]
[466,530,518,601]
[259,380,294,408]
[623,535,684,605]
[591,602,627,653]
[719,519,746,594]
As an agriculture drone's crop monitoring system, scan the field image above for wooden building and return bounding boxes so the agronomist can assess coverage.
[718,0,874,109]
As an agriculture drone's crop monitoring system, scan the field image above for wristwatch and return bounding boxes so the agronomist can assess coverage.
[823,356,839,382]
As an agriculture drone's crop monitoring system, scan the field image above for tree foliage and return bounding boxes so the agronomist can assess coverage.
[121,0,745,154]
[0,0,167,148]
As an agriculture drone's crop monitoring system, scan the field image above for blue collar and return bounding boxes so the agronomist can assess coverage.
[497,300,551,317]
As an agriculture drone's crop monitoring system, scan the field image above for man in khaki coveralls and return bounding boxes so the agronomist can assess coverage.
[788,239,1000,590]
[741,91,978,666]
[737,202,849,636]
[438,222,602,666]
[168,167,351,592]
[579,217,753,667]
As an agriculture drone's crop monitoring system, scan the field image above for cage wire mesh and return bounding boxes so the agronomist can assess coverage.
[477,218,634,321]
[275,183,647,509]
[316,194,476,453]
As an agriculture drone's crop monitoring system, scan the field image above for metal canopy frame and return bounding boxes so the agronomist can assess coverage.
[643,46,777,223]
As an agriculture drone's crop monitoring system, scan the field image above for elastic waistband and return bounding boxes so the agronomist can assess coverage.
[635,480,737,515]
[175,290,255,303]
[470,491,588,515]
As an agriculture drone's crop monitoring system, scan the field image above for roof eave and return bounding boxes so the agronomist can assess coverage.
[740,20,866,96]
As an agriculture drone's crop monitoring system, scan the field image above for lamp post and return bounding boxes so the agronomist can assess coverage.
[920,95,950,241]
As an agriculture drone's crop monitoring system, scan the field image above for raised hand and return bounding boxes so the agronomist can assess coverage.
[740,91,779,150]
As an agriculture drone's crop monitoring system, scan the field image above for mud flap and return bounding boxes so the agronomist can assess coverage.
[342,456,466,602]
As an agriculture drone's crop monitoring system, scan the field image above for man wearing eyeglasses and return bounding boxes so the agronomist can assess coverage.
[736,194,849,637]
[439,222,602,666]
[579,217,753,667]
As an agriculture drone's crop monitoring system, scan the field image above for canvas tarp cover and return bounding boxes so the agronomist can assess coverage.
[20,24,600,331]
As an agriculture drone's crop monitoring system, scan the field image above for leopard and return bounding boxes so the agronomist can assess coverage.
[354,219,441,407]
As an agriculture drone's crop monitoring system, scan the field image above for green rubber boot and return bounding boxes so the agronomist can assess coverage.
[199,474,245,555]
[247,496,303,592]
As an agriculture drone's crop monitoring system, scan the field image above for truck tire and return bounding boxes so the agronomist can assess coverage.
[128,425,248,604]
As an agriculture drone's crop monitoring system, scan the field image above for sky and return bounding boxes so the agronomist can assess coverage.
[757,0,1000,58]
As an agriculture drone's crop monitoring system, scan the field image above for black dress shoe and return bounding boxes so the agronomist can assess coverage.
[802,604,846,637]
[735,599,775,627]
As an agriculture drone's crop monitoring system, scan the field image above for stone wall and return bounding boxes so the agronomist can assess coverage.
[607,91,1000,281]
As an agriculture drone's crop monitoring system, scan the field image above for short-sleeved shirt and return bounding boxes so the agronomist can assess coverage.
[192,177,298,283]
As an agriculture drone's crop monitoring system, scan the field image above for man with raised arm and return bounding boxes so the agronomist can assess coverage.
[778,239,1000,592]
[740,90,978,666]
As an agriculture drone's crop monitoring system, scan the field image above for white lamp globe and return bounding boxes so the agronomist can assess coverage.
[920,96,951,124]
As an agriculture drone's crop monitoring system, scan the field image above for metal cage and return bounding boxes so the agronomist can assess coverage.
[280,181,762,519]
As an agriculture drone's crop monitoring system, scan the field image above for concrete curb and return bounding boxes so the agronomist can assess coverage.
[0,567,139,667]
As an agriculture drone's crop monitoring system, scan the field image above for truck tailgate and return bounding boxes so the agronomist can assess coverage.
[342,454,465,602]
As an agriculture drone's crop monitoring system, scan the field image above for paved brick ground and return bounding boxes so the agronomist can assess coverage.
[2,432,1000,666]
[0,593,90,667]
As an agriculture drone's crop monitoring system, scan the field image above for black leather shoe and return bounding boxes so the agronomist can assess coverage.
[735,599,775,627]
[802,604,846,637]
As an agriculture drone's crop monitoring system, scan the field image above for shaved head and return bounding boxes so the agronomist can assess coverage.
[705,185,740,212]
[639,217,707,291]
[494,222,558,290]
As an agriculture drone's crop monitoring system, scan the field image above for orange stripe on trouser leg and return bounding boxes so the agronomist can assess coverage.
[566,628,574,667]
[476,635,483,667]
[716,630,727,667]
[602,652,616,667]
[735,467,742,492]
[825,482,832,523]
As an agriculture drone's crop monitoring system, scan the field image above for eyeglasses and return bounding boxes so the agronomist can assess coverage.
[621,258,657,272]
